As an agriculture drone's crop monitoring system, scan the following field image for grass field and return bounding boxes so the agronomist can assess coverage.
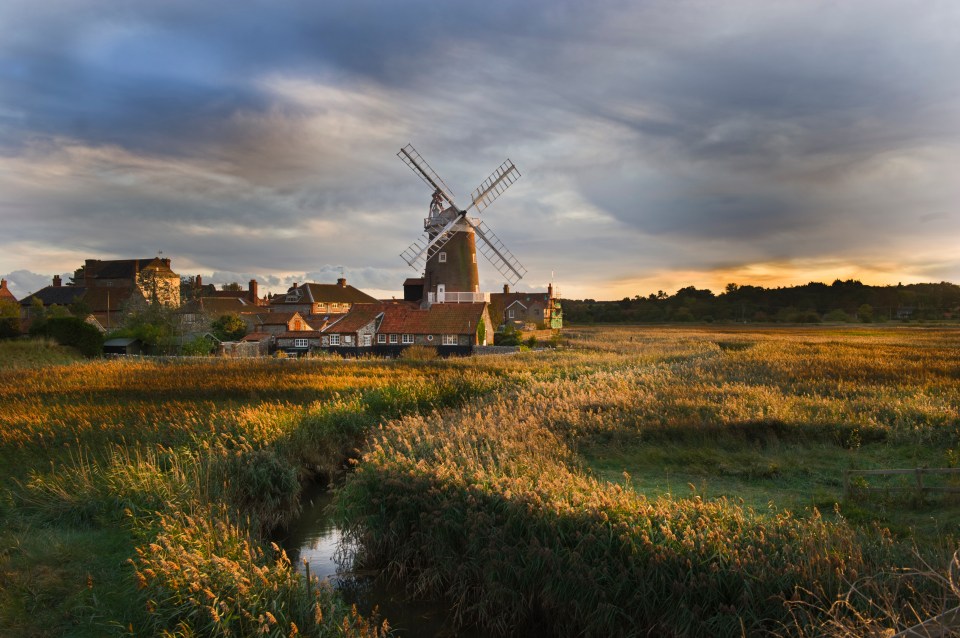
[1,327,958,636]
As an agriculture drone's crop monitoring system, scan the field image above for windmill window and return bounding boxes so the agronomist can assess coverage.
[438,252,447,263]
[294,338,308,348]
[330,334,340,346]
[402,334,414,344]
[472,253,476,264]
[389,334,398,344]
[377,334,386,344]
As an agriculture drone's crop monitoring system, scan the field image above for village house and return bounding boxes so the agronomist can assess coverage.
[19,258,182,329]
[246,311,315,337]
[269,278,378,316]
[186,277,266,307]
[488,284,562,331]
[320,303,385,355]
[371,301,493,357]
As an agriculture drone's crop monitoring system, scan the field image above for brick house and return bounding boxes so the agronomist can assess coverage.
[373,302,493,357]
[0,279,16,305]
[269,278,378,315]
[488,284,562,330]
[246,311,314,337]
[320,303,385,355]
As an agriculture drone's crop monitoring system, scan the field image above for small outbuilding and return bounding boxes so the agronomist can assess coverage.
[102,337,143,355]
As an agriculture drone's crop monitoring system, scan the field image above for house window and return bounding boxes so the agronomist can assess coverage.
[344,335,353,344]
[377,334,386,344]
[438,252,447,263]
[330,334,340,346]
[389,334,398,344]
[442,334,458,346]
[362,334,371,346]
[402,334,414,344]
[508,309,515,319]
[322,335,329,346]
[294,338,308,348]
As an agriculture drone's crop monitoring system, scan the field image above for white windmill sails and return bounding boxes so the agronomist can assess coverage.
[398,144,527,286]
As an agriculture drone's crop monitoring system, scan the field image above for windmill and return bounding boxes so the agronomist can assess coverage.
[397,143,527,305]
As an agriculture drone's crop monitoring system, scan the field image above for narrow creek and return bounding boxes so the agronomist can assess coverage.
[279,482,485,637]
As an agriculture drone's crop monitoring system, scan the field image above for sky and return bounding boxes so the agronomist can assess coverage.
[1,0,958,301]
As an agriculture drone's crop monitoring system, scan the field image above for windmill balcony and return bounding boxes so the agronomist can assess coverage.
[428,291,487,304]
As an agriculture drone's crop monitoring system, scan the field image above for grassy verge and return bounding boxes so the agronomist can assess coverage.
[337,325,960,636]
[0,355,509,636]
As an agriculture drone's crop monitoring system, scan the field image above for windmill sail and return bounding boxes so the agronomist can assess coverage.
[468,160,521,213]
[398,144,458,209]
[469,218,527,285]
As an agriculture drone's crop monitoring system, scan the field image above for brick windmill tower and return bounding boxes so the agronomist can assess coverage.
[398,144,527,304]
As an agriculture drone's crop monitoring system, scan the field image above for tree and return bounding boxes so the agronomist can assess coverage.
[857,304,874,323]
[221,282,243,292]
[211,314,247,341]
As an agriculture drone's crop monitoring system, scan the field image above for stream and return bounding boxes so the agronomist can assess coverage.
[280,482,485,637]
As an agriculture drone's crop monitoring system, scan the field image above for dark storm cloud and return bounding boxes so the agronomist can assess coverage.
[1,0,959,297]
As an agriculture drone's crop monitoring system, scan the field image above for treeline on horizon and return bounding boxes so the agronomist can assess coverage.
[562,279,960,324]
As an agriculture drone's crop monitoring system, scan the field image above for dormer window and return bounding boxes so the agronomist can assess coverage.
[438,252,447,263]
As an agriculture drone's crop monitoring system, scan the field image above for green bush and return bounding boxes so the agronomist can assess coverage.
[0,316,20,339]
[29,316,103,357]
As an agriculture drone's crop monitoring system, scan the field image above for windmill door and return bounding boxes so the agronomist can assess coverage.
[437,284,445,303]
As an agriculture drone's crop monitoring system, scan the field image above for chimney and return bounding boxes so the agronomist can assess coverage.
[0,279,7,292]
[248,279,258,304]
[292,282,298,289]
[195,274,202,288]
[503,284,510,294]
[337,277,347,287]
[548,283,553,298]
[163,258,170,268]
[53,275,62,287]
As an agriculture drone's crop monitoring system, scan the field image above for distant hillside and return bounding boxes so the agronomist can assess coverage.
[563,280,960,324]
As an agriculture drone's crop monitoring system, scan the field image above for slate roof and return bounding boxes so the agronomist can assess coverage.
[273,282,378,306]
[80,258,176,280]
[20,286,87,307]
[377,303,488,335]
[324,303,384,333]
[488,291,550,323]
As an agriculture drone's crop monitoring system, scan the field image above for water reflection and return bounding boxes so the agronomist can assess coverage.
[280,482,483,637]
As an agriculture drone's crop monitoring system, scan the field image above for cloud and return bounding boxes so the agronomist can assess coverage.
[1,0,959,299]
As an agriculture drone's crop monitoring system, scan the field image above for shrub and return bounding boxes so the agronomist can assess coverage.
[29,316,103,356]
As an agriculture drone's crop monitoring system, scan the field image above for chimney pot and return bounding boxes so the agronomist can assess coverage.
[53,275,62,287]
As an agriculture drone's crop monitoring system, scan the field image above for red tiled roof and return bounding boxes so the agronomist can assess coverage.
[241,332,273,342]
[0,279,16,303]
[377,303,487,335]
[324,303,383,334]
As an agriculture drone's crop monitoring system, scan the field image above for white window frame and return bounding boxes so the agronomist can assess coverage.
[294,338,308,348]
[442,334,458,346]
[344,335,353,344]
[330,334,340,346]
[508,309,515,319]
[401,334,414,344]
[362,334,372,346]
[377,334,386,344]
[389,334,398,344]
[438,251,447,263]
